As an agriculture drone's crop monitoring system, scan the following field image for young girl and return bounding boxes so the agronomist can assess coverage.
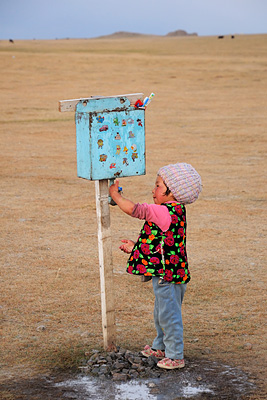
[109,162,202,370]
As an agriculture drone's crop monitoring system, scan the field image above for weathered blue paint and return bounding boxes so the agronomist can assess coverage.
[75,111,91,180]
[75,96,146,181]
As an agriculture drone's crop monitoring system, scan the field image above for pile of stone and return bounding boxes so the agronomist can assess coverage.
[81,347,165,381]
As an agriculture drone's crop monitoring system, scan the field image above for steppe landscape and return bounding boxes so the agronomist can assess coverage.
[0,33,266,398]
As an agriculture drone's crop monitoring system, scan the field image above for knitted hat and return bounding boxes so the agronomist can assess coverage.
[158,163,202,204]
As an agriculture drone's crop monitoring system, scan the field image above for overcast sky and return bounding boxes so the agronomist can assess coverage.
[0,0,266,40]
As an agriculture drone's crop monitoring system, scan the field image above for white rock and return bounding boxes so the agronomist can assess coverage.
[36,325,46,332]
[243,342,252,350]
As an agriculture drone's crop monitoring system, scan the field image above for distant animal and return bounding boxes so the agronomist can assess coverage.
[218,36,224,39]
[9,39,14,43]
[231,35,235,39]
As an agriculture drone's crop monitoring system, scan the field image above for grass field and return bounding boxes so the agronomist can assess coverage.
[0,34,266,398]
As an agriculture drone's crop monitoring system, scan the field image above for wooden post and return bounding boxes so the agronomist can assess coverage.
[95,179,116,349]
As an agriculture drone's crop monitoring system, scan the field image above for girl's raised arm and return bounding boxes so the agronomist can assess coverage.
[109,180,135,216]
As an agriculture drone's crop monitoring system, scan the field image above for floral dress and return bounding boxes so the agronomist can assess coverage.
[127,203,190,284]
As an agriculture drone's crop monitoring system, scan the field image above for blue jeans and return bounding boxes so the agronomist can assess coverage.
[152,276,187,360]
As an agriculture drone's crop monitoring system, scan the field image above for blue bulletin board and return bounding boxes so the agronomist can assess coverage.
[75,95,145,181]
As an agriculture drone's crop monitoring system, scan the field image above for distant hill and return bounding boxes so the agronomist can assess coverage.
[96,30,198,39]
[166,29,198,37]
[96,31,154,39]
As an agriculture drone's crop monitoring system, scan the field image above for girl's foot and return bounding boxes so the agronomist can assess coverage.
[141,345,165,359]
[157,357,185,369]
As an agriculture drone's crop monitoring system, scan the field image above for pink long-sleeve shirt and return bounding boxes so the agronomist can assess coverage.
[132,202,175,232]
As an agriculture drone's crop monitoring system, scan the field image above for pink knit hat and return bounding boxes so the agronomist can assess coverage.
[158,163,202,204]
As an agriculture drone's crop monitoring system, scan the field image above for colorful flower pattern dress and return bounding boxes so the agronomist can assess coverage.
[126,203,190,284]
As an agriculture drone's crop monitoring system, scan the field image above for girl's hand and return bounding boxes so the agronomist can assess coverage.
[109,180,119,198]
[119,239,135,254]
[109,180,135,216]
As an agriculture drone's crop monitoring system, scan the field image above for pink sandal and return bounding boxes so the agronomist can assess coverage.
[141,345,165,359]
[157,357,185,369]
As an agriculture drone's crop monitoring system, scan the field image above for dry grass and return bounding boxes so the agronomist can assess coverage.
[0,34,266,397]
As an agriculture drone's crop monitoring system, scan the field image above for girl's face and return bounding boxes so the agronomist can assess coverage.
[152,176,175,204]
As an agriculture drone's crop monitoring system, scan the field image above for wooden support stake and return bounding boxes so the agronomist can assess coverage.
[95,179,116,349]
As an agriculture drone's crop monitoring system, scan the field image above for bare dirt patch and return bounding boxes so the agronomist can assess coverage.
[0,35,266,399]
[0,358,257,399]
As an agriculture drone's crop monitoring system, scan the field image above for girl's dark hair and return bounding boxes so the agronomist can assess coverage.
[158,174,171,196]
[164,186,171,196]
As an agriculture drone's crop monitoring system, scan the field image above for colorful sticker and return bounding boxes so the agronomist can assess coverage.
[96,116,105,123]
[99,125,108,132]
[116,145,121,155]
[113,117,119,126]
[122,119,127,126]
[97,139,104,149]
[123,146,128,154]
[127,118,134,124]
[123,158,129,166]
[99,154,107,162]
[115,133,121,140]
[110,163,116,169]
[134,99,143,108]
[131,144,137,152]
[128,131,135,138]
[137,119,143,127]
[132,152,138,162]
[114,171,122,177]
